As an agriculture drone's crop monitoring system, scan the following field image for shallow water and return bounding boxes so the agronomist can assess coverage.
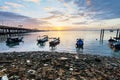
[0,31,120,57]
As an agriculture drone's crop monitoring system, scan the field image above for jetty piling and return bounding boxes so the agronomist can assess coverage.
[100,28,120,41]
[100,29,104,41]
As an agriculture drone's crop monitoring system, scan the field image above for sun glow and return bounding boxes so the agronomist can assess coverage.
[53,26,65,31]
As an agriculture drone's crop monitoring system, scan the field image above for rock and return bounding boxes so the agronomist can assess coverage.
[28,69,36,75]
[74,55,79,59]
[44,64,48,66]
[95,58,101,62]
[55,77,61,80]
[79,76,86,80]
[26,60,31,64]
[1,74,9,80]
[69,68,73,71]
[110,63,118,67]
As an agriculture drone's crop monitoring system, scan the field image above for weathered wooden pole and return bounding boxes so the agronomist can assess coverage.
[119,31,120,39]
[100,29,102,41]
[102,29,104,41]
[116,29,119,38]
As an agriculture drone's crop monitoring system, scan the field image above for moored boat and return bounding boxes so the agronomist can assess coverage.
[49,37,60,47]
[76,38,84,49]
[37,35,48,43]
[108,37,120,51]
[108,38,117,43]
[111,42,120,51]
[6,37,23,44]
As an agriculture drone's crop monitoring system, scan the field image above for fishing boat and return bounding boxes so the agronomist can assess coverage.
[108,37,117,43]
[37,35,48,43]
[49,37,60,47]
[6,37,23,44]
[76,38,84,49]
[111,42,120,51]
[6,42,20,47]
[109,29,114,32]
[108,37,120,51]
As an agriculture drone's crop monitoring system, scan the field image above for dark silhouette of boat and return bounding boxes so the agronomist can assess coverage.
[76,38,84,49]
[108,37,120,51]
[108,37,116,48]
[49,37,60,47]
[37,35,48,43]
[6,42,20,47]
[37,42,46,48]
[112,42,120,51]
[109,29,114,32]
[6,37,23,44]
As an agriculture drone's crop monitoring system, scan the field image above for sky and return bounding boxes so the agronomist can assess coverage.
[0,0,120,30]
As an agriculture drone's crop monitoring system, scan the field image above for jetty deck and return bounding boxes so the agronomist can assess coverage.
[0,25,40,34]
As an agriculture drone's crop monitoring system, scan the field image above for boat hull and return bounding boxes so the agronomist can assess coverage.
[37,39,48,43]
[49,38,60,47]
[37,36,48,43]
[6,37,23,44]
[76,39,84,49]
[112,43,120,51]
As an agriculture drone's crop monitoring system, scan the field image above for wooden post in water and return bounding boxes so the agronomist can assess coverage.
[118,31,120,41]
[116,29,119,38]
[100,29,104,42]
[102,29,104,41]
[100,29,102,41]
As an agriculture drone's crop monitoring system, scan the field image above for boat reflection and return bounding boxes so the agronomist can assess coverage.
[49,37,60,47]
[112,51,120,58]
[37,42,46,48]
[6,41,23,48]
[50,46,56,51]
[76,48,83,53]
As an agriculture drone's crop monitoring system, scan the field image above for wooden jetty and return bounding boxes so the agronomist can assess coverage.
[0,25,40,35]
[100,28,120,41]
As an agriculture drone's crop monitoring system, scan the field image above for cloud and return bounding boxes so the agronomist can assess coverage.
[73,21,88,25]
[59,18,69,22]
[42,15,60,20]
[0,6,10,10]
[24,0,40,3]
[42,10,64,20]
[44,7,53,11]
[0,11,28,19]
[86,0,91,6]
[5,2,24,8]
[58,0,120,20]
[58,0,72,3]
[0,11,49,28]
[37,19,51,25]
[49,10,64,15]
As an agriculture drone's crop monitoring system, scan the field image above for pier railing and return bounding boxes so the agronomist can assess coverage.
[0,25,40,34]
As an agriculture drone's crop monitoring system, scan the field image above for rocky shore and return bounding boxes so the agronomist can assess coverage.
[0,51,120,80]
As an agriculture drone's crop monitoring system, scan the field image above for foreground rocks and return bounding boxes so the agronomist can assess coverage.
[0,51,120,80]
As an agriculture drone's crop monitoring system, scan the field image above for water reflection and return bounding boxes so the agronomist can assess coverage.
[6,41,24,48]
[111,51,120,58]
[0,31,120,58]
[50,46,56,51]
[37,42,46,48]
[76,48,83,53]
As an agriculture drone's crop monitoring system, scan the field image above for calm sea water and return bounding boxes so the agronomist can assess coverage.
[0,31,120,57]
